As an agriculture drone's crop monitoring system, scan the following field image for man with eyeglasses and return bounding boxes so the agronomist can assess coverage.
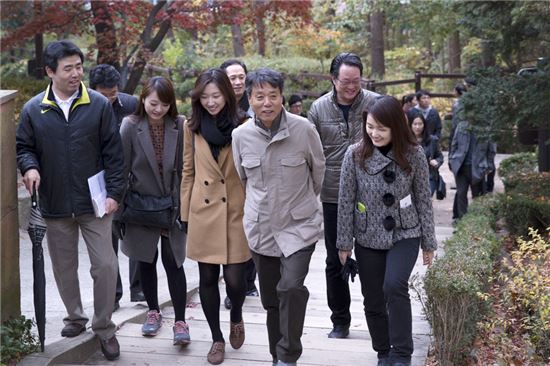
[308,52,379,339]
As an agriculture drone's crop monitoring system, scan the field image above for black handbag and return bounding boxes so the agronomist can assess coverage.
[436,173,446,200]
[120,117,183,229]
[121,191,174,229]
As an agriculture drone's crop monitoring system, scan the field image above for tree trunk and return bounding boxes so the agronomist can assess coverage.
[33,2,44,79]
[123,1,171,94]
[448,30,461,73]
[91,1,120,69]
[231,22,245,57]
[253,0,267,56]
[481,39,496,67]
[370,10,385,79]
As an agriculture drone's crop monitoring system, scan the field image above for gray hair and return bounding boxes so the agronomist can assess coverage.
[245,68,284,96]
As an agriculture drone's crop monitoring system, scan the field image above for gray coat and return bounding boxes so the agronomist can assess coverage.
[448,121,496,184]
[308,88,380,204]
[337,144,437,252]
[119,115,186,267]
[232,110,326,257]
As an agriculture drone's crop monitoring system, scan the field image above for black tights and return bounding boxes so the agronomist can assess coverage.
[199,262,247,342]
[139,236,187,322]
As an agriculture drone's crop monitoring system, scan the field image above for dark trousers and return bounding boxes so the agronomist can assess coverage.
[112,232,141,302]
[485,170,495,193]
[245,258,257,292]
[139,236,187,321]
[355,238,420,362]
[251,244,315,364]
[452,164,484,220]
[323,203,351,326]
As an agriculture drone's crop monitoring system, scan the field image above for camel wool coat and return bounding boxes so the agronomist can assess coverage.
[119,114,187,267]
[180,121,251,265]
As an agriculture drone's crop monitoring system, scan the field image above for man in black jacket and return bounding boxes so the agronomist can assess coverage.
[413,90,442,139]
[89,64,144,309]
[16,40,124,361]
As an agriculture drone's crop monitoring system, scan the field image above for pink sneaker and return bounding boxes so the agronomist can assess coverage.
[173,320,191,345]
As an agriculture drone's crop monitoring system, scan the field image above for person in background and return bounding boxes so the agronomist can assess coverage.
[449,83,467,149]
[232,68,326,366]
[181,68,251,365]
[220,59,259,311]
[448,119,495,221]
[119,76,190,346]
[407,110,444,196]
[401,94,416,115]
[308,52,379,339]
[413,90,442,139]
[89,64,144,310]
[288,94,306,117]
[337,96,436,366]
[220,59,254,118]
[16,40,123,361]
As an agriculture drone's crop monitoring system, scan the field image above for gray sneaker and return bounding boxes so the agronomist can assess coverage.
[172,320,191,345]
[142,310,162,336]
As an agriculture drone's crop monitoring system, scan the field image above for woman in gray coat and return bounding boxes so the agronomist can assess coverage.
[120,77,189,345]
[337,96,437,366]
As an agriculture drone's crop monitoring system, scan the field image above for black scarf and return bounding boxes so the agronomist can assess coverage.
[199,109,235,161]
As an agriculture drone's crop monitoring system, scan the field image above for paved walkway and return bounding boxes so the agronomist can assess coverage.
[19,153,506,365]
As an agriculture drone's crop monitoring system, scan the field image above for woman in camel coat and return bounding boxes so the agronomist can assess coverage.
[180,68,250,365]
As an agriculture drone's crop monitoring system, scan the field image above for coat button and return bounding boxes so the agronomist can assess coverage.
[205,199,210,204]
[221,179,225,184]
[222,197,226,202]
[204,181,209,186]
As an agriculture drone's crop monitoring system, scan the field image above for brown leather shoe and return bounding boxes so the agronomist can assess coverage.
[207,341,225,365]
[60,323,86,337]
[100,335,120,361]
[229,320,245,349]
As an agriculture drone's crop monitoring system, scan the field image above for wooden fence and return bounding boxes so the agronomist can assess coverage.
[141,64,465,100]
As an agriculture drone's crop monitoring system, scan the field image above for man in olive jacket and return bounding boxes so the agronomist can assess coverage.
[232,68,325,366]
[16,40,124,361]
[308,52,379,339]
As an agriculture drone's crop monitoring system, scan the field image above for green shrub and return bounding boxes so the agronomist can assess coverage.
[424,195,501,365]
[0,74,49,122]
[0,316,40,365]
[498,152,538,188]
[500,191,550,236]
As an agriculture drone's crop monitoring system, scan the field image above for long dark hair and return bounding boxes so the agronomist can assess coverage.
[134,76,178,119]
[356,96,417,173]
[407,110,431,142]
[188,68,245,132]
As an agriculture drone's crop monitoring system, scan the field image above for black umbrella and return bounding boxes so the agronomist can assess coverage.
[27,183,46,352]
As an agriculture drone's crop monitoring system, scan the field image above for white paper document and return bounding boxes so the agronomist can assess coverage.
[88,170,107,218]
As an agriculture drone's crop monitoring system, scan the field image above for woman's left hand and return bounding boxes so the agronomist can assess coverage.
[429,159,439,167]
[338,249,352,266]
[422,250,435,266]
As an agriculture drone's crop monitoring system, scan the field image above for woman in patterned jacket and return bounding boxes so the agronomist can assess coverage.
[336,96,437,366]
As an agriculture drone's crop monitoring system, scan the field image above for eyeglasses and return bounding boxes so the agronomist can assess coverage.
[335,78,362,87]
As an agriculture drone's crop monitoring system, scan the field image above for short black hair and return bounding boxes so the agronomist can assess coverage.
[288,94,303,106]
[220,59,248,74]
[454,83,467,96]
[329,52,363,78]
[89,64,121,90]
[44,40,84,73]
[245,68,284,96]
[415,89,431,100]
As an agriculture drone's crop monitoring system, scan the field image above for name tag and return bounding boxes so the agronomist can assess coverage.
[400,194,412,208]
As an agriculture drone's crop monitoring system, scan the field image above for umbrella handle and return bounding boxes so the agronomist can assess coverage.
[31,182,38,208]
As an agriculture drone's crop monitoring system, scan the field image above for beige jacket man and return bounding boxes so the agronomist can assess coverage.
[232,110,325,258]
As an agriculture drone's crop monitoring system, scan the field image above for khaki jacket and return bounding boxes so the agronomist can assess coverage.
[232,110,326,257]
[308,88,379,204]
[180,123,251,265]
